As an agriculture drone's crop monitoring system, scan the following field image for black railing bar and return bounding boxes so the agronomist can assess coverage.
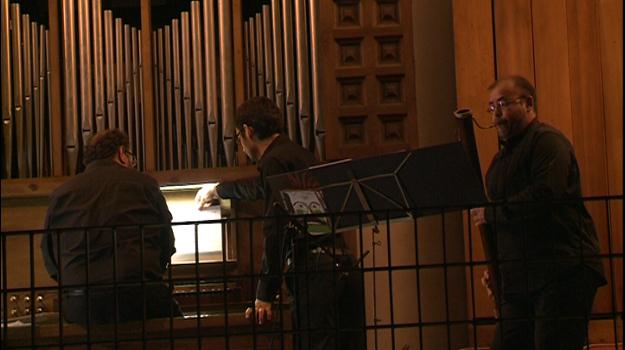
[2,278,209,293]
[28,231,36,348]
[412,216,425,350]
[168,246,174,350]
[247,217,257,350]
[3,253,623,295]
[2,311,621,350]
[331,211,341,348]
[385,212,397,350]
[358,212,368,349]
[2,231,8,344]
[220,221,230,350]
[193,223,201,350]
[440,210,452,350]
[523,205,531,334]
[605,199,621,346]
[304,220,312,350]
[55,230,64,349]
[140,226,147,350]
[466,209,480,350]
[4,194,622,236]
[371,213,379,349]
[112,227,119,348]
[84,228,92,350]
[356,311,624,331]
[2,307,621,344]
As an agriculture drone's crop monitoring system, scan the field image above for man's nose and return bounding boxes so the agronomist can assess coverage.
[491,109,502,121]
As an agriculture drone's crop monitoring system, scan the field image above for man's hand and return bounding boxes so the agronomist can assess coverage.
[481,269,494,299]
[245,299,273,325]
[195,184,220,210]
[470,207,487,226]
[481,269,499,318]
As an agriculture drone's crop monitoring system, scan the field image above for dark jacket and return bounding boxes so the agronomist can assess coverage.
[485,120,605,294]
[41,159,175,288]
[216,135,317,301]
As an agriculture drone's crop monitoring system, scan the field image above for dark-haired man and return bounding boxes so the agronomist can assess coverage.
[196,97,364,349]
[470,76,606,349]
[41,129,180,325]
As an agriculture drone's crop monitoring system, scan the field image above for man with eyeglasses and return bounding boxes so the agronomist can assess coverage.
[470,76,606,349]
[41,129,181,325]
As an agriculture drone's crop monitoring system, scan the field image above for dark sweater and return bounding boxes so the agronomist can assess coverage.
[41,159,175,287]
[485,120,605,294]
[217,135,317,301]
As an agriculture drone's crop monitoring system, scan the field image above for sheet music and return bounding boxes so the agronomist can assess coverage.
[281,189,332,235]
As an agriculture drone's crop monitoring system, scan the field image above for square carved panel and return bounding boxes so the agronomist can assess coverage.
[336,38,363,66]
[338,77,365,106]
[335,0,360,27]
[377,36,402,64]
[378,114,406,142]
[339,116,367,145]
[377,75,403,104]
[377,0,400,25]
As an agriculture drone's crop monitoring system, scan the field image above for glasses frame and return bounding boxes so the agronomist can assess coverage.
[487,96,527,113]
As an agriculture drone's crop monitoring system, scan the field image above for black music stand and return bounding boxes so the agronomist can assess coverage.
[267,141,487,232]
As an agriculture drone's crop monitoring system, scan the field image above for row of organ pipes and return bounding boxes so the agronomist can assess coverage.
[242,0,325,160]
[152,0,234,170]
[1,0,326,179]
[1,0,52,178]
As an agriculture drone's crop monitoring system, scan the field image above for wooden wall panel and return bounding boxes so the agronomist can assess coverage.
[531,0,574,139]
[494,0,535,79]
[452,0,498,341]
[597,0,623,315]
[564,2,616,316]
[566,0,609,198]
[452,0,498,177]
[321,0,418,161]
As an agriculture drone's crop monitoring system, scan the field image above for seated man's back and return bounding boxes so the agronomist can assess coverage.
[41,129,179,325]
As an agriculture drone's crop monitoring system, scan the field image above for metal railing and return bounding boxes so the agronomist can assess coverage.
[1,196,622,349]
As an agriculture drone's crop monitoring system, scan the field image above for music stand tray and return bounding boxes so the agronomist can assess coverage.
[267,141,486,232]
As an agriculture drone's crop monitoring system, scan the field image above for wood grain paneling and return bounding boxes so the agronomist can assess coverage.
[564,1,616,316]
[452,0,498,177]
[452,0,498,342]
[494,0,535,79]
[597,0,623,315]
[531,0,574,138]
[321,0,417,161]
[566,0,609,198]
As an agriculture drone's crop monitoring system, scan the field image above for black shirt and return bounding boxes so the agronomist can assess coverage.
[485,120,605,294]
[41,159,176,288]
[216,135,317,301]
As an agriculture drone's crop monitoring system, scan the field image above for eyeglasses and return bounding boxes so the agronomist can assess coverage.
[125,150,137,168]
[487,96,526,113]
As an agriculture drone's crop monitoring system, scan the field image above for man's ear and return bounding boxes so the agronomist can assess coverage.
[243,124,254,139]
[525,96,534,110]
[116,146,125,160]
[115,146,128,167]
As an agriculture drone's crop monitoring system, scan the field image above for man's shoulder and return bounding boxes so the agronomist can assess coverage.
[531,121,571,145]
[52,166,158,197]
[123,168,159,185]
[532,121,565,137]
[266,137,317,164]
